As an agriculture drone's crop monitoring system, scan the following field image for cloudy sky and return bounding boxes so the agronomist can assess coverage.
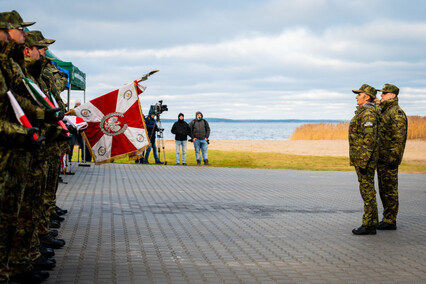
[3,0,426,119]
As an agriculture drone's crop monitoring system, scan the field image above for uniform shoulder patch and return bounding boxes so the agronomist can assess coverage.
[364,121,373,127]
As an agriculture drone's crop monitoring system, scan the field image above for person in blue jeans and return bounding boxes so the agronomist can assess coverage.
[171,113,190,165]
[144,111,163,164]
[189,111,210,165]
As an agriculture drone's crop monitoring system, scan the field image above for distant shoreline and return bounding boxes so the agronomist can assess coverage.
[160,139,426,162]
[158,118,346,123]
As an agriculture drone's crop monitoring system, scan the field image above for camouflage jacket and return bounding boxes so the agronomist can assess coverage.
[378,98,407,165]
[0,42,31,148]
[40,59,70,154]
[24,57,63,145]
[3,40,45,121]
[349,103,379,169]
[41,59,67,111]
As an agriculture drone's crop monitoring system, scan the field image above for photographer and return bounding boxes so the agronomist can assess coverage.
[171,113,190,165]
[143,110,163,164]
[189,111,210,165]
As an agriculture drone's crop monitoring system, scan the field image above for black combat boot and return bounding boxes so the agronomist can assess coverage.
[10,268,49,283]
[32,255,56,270]
[51,212,65,222]
[40,234,65,249]
[204,159,209,165]
[49,229,59,237]
[55,206,68,215]
[197,160,201,166]
[377,221,397,230]
[352,225,376,235]
[40,244,55,258]
[49,220,60,229]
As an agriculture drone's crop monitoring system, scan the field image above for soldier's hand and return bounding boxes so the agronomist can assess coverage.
[27,127,39,136]
[31,135,46,144]
[27,127,45,147]
[58,128,72,141]
[45,108,65,122]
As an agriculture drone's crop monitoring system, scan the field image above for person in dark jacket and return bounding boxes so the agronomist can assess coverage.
[143,111,163,164]
[171,113,190,165]
[189,111,210,165]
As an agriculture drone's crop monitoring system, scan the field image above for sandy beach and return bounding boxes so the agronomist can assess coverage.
[160,139,426,162]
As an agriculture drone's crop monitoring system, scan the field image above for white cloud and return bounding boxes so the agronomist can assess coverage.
[5,0,425,119]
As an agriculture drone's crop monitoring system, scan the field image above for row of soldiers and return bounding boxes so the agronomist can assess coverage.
[1,10,71,284]
[349,83,407,235]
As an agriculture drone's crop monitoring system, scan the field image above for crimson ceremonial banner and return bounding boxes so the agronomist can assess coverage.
[72,81,149,164]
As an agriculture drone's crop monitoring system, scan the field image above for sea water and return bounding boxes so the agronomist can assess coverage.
[156,121,309,140]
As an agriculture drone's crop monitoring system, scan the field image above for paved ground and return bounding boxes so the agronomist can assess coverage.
[48,164,426,283]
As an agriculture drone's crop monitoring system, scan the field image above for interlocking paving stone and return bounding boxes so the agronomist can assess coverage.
[47,164,426,283]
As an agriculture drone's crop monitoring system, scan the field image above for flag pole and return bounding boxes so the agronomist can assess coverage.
[137,70,159,83]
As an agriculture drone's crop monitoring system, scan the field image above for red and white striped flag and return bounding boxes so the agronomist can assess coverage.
[22,78,70,136]
[7,90,39,140]
[71,81,150,164]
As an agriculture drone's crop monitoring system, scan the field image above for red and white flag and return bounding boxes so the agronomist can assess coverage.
[7,90,39,140]
[22,78,70,136]
[63,116,88,131]
[72,81,149,164]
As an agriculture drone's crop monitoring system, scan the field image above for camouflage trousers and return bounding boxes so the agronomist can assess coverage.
[8,153,48,276]
[0,150,31,282]
[355,165,379,227]
[377,163,399,224]
[29,155,60,260]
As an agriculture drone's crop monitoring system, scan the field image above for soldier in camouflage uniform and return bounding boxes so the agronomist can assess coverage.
[35,30,70,228]
[349,84,380,235]
[376,84,407,230]
[0,11,50,284]
[2,10,67,283]
[24,31,67,269]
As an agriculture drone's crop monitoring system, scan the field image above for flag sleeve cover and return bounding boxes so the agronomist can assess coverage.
[7,90,39,140]
[73,81,149,164]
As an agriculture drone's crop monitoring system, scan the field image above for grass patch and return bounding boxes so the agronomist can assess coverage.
[72,149,426,173]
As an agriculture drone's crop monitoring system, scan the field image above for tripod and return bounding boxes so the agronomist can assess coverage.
[155,115,167,165]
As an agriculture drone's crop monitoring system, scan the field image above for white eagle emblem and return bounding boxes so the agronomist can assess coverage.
[100,112,128,136]
[104,116,121,133]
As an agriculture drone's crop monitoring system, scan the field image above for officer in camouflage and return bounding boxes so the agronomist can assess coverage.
[349,84,380,235]
[376,84,407,230]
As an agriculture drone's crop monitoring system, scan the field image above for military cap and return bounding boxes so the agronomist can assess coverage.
[25,31,48,48]
[31,30,56,45]
[352,84,377,99]
[377,83,399,95]
[2,10,35,29]
[0,13,14,29]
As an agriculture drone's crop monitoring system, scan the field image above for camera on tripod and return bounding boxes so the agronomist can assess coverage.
[150,100,168,117]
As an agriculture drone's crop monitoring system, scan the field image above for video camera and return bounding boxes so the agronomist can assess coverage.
[150,100,168,116]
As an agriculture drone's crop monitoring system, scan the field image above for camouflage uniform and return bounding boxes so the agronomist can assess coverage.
[33,30,69,234]
[349,85,379,227]
[2,13,62,277]
[0,13,37,283]
[0,49,33,284]
[7,51,47,276]
[377,85,407,225]
[24,31,65,261]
